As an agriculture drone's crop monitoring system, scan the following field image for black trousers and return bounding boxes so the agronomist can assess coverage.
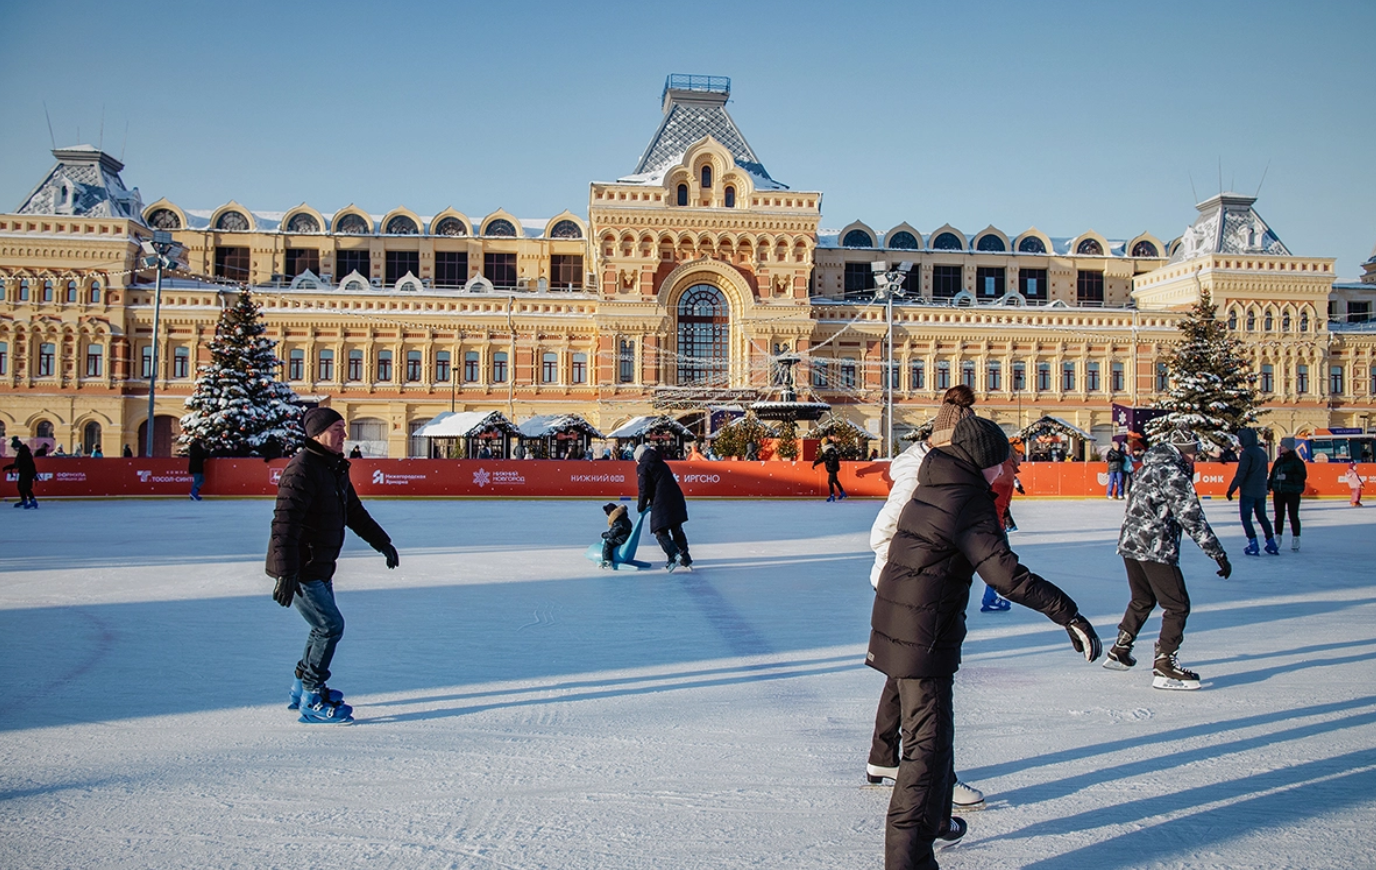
[869,676,902,768]
[16,474,35,503]
[654,524,689,564]
[1118,557,1190,656]
[827,471,846,497]
[885,676,955,870]
[1273,492,1302,537]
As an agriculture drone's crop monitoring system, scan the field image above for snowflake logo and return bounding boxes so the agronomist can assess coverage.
[473,467,490,488]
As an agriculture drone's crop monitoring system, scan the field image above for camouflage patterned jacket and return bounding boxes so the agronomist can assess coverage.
[1117,443,1226,566]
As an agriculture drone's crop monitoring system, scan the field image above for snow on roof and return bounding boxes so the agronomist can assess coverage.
[1168,193,1290,264]
[816,229,1138,256]
[605,415,693,439]
[415,411,518,438]
[1014,415,1096,442]
[15,146,144,222]
[517,414,604,439]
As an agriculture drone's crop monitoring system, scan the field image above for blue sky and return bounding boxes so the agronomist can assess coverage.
[2,0,1373,274]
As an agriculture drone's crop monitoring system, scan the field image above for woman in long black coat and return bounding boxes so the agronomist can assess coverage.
[635,444,691,569]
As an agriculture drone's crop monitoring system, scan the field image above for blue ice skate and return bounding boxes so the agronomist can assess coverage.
[584,508,653,571]
[288,677,344,710]
[298,690,354,724]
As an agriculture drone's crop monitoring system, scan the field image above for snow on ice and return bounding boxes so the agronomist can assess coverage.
[1,496,1374,869]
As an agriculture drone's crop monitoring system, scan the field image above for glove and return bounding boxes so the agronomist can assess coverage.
[381,543,400,569]
[1014,479,1025,494]
[272,574,299,607]
[1065,614,1102,663]
[1216,555,1232,579]
[1226,491,1234,501]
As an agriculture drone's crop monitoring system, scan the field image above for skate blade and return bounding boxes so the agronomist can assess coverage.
[1152,676,1201,690]
[1102,659,1133,671]
[952,799,986,812]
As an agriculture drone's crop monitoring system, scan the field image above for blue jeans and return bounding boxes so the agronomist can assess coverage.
[1239,495,1273,541]
[1106,471,1124,497]
[293,579,345,691]
[190,472,204,498]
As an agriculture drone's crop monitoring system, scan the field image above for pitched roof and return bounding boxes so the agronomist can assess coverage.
[14,146,144,221]
[1169,193,1290,264]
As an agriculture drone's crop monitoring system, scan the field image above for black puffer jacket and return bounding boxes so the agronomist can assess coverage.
[868,447,1081,679]
[3,444,36,479]
[1226,428,1270,500]
[265,439,391,581]
[637,446,688,533]
[1268,450,1307,495]
[812,443,842,474]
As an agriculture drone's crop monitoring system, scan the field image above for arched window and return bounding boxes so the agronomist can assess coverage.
[1246,310,1256,331]
[676,184,688,206]
[215,210,250,232]
[336,213,370,234]
[89,280,101,304]
[36,420,54,439]
[82,421,101,455]
[677,284,729,386]
[385,216,418,235]
[701,165,712,189]
[42,280,53,302]
[1132,240,1159,257]
[888,231,919,250]
[842,229,874,248]
[550,219,582,239]
[724,186,735,208]
[1282,311,1292,331]
[1264,311,1274,331]
[484,219,516,237]
[434,217,467,237]
[932,232,963,251]
[65,280,77,303]
[1228,310,1238,330]
[285,212,320,233]
[18,278,29,301]
[1018,236,1046,254]
[1300,310,1309,332]
[1076,238,1103,255]
[976,234,1006,252]
[147,208,181,230]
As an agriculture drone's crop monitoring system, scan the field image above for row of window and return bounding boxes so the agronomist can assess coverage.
[809,358,1136,393]
[840,229,1160,258]
[673,166,738,208]
[216,248,584,290]
[280,348,593,386]
[150,207,585,241]
[1227,308,1313,333]
[842,265,1075,302]
[6,278,102,305]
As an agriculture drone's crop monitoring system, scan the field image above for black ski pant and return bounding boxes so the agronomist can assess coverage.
[16,474,34,504]
[886,676,955,870]
[827,471,846,498]
[1118,557,1190,657]
[869,675,902,769]
[654,524,689,565]
[1273,492,1302,538]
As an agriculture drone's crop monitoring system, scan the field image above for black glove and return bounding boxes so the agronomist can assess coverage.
[1066,614,1102,663]
[1216,555,1232,579]
[1226,491,1234,501]
[1014,479,1025,494]
[381,543,400,569]
[272,574,299,607]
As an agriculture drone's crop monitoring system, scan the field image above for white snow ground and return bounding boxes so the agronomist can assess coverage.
[1,496,1374,870]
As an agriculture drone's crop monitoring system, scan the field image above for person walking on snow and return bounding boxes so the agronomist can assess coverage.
[1268,437,1307,550]
[636,443,691,571]
[868,413,1101,869]
[813,435,847,501]
[1342,460,1364,507]
[266,407,399,724]
[4,437,38,508]
[1106,430,1231,690]
[864,385,985,812]
[599,502,633,568]
[1226,428,1278,555]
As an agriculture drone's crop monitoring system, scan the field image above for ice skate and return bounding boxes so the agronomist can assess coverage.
[1264,537,1280,555]
[1244,538,1260,556]
[298,689,354,723]
[1291,536,1300,552]
[825,494,835,502]
[1103,631,1137,670]
[1152,647,1201,690]
[979,598,1010,612]
[952,780,985,811]
[665,558,678,573]
[936,816,967,848]
[865,763,897,785]
[289,677,343,711]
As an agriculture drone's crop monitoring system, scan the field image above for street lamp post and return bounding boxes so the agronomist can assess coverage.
[872,260,913,458]
[141,230,185,457]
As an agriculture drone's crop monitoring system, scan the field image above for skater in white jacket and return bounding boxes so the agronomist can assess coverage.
[864,386,985,811]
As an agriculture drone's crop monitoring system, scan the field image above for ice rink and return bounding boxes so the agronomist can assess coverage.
[2,494,1374,869]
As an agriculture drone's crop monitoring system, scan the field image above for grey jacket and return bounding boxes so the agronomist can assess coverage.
[1226,429,1270,500]
[1117,442,1225,565]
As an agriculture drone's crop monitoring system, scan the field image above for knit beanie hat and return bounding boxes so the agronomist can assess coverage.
[1164,429,1199,454]
[303,407,345,438]
[929,385,976,447]
[1280,436,1297,451]
[949,416,1010,470]
[602,502,619,515]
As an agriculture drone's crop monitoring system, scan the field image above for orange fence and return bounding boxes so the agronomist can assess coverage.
[4,458,1370,500]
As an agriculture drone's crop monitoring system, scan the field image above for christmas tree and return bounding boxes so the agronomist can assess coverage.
[1146,290,1262,449]
[179,288,303,456]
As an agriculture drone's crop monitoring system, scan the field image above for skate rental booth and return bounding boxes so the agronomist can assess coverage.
[8,457,1371,500]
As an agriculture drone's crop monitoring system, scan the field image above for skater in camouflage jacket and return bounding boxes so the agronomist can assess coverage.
[1107,431,1231,688]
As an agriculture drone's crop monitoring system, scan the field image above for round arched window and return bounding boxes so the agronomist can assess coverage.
[976,234,1006,252]
[842,229,874,248]
[676,184,688,206]
[701,165,712,189]
[336,213,371,234]
[434,217,467,237]
[1018,236,1047,254]
[286,213,320,233]
[932,232,963,251]
[677,284,729,386]
[147,208,181,230]
[1132,240,1159,257]
[724,186,735,208]
[888,231,919,250]
[550,220,582,239]
[385,216,419,235]
[215,210,250,232]
[1076,238,1103,256]
[484,219,516,237]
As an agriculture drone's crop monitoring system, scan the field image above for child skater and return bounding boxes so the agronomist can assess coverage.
[600,502,634,568]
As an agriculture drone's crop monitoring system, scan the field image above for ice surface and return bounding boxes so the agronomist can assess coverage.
[1,497,1374,869]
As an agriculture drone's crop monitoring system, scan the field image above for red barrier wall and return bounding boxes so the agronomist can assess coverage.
[5,459,1370,500]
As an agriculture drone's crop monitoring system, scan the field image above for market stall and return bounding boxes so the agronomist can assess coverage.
[606,415,695,459]
[516,414,604,459]
[414,411,520,459]
[1015,415,1096,462]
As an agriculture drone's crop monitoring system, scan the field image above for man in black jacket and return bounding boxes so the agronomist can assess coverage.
[868,415,1101,870]
[4,436,37,509]
[636,444,691,570]
[266,408,399,724]
[812,435,847,501]
[186,438,208,501]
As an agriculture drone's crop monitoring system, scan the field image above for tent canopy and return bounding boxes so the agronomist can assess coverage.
[812,417,871,440]
[517,413,604,439]
[1013,415,1096,443]
[606,415,694,439]
[415,411,519,439]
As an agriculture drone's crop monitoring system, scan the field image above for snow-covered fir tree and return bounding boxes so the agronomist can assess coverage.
[179,288,303,456]
[1146,290,1262,449]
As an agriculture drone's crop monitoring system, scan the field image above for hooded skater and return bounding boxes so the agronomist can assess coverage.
[1268,437,1307,550]
[599,502,633,568]
[1226,428,1278,555]
[813,435,847,501]
[1107,430,1231,690]
[868,414,1101,869]
[4,437,37,509]
[266,407,399,723]
[636,443,691,571]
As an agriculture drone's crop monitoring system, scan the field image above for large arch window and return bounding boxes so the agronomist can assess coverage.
[975,234,1006,252]
[676,184,688,206]
[386,216,419,235]
[434,217,468,237]
[82,421,102,455]
[285,212,320,233]
[1132,240,1159,257]
[724,186,736,208]
[336,213,371,234]
[550,219,582,239]
[676,284,730,386]
[842,229,874,248]
[215,210,250,232]
[701,165,712,189]
[932,232,963,250]
[1076,238,1103,255]
[148,208,181,230]
[888,231,919,250]
[485,219,516,237]
[1018,236,1047,254]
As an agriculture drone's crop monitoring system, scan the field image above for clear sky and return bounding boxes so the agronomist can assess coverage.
[2,0,1373,274]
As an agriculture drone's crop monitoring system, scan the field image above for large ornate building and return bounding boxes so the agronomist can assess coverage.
[3,74,1375,457]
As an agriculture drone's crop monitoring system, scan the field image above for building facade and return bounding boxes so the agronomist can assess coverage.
[3,75,1375,457]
